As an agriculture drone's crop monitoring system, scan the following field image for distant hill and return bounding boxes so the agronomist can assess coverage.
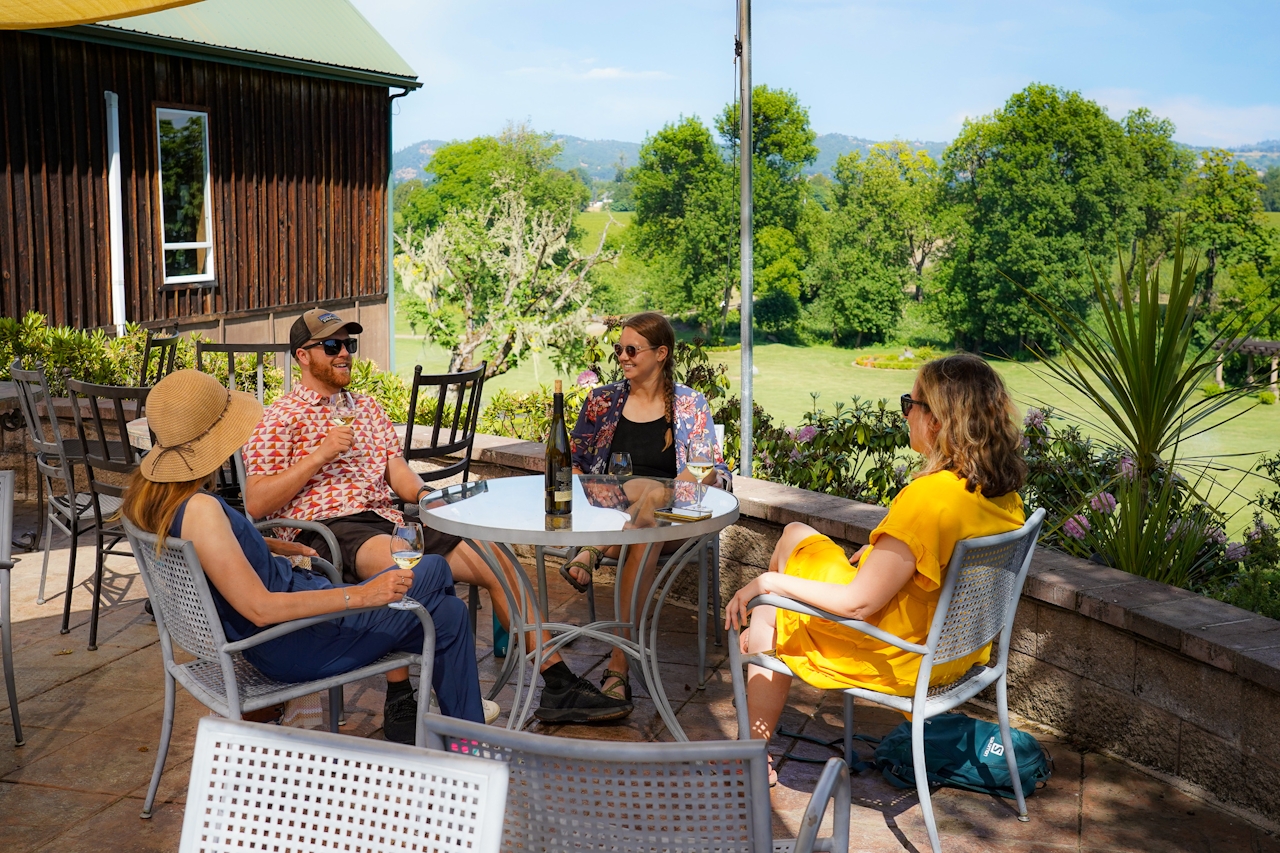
[392,136,641,184]
[393,133,1279,185]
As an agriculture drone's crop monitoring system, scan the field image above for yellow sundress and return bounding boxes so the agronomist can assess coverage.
[774,470,1025,697]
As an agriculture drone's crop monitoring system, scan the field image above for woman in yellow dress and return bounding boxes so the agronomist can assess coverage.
[724,353,1027,781]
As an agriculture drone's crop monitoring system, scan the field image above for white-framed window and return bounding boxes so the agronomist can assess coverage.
[155,107,214,284]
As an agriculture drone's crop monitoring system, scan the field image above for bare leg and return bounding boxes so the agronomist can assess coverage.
[355,535,566,670]
[601,539,670,694]
[743,521,821,742]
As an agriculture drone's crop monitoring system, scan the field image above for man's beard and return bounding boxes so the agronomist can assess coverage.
[311,358,351,389]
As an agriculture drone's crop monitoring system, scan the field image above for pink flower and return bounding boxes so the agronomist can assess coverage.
[1226,542,1249,562]
[788,448,803,462]
[1118,457,1137,481]
[1063,514,1091,540]
[796,425,818,444]
[575,369,598,387]
[1089,492,1117,515]
[1023,408,1047,432]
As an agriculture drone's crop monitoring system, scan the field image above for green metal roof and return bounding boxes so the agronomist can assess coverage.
[46,0,419,88]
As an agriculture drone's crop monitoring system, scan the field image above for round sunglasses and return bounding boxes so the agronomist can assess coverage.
[304,338,358,356]
[613,343,657,359]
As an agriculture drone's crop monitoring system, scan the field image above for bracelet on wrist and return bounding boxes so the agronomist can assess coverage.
[343,591,351,610]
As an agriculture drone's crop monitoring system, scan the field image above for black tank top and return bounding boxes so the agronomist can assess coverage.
[609,414,677,478]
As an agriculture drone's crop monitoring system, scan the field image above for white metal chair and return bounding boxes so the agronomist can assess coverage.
[729,508,1046,853]
[0,469,24,746]
[181,716,509,853]
[423,712,849,853]
[122,518,438,819]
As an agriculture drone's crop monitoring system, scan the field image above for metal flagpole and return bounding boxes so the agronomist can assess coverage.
[737,0,754,477]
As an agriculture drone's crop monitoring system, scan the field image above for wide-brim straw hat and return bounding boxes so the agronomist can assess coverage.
[139,370,263,483]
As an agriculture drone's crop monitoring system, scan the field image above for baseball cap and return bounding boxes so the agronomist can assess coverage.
[289,308,364,357]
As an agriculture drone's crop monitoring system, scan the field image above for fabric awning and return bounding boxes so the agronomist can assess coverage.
[1,0,201,29]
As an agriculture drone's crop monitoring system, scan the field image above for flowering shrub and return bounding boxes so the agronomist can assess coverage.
[714,393,911,506]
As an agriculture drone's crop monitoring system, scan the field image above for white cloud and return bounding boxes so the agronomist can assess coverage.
[1088,88,1280,146]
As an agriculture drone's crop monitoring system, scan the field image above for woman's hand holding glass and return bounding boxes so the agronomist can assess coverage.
[386,522,424,609]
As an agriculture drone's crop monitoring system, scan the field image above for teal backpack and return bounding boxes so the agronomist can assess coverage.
[873,712,1052,799]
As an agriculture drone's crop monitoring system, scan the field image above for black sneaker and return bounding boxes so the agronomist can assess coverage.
[535,676,633,723]
[382,690,418,744]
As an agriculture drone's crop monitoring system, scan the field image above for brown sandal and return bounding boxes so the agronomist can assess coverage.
[560,546,603,594]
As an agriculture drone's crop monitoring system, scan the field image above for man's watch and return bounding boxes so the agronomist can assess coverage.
[415,483,432,500]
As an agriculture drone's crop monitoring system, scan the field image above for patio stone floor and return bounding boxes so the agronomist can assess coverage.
[3,501,1278,852]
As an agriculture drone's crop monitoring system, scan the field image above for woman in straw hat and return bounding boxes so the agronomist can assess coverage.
[121,370,485,740]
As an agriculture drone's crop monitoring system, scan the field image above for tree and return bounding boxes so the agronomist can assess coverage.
[934,84,1138,353]
[1262,166,1280,213]
[1185,149,1270,294]
[832,141,943,300]
[1122,108,1195,274]
[395,183,618,378]
[804,242,905,346]
[395,124,590,238]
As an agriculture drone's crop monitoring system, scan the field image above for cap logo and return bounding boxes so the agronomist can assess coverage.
[318,312,340,323]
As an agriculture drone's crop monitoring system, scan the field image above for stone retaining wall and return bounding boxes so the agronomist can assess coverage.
[459,433,1280,826]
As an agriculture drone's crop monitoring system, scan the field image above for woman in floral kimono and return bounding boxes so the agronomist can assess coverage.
[565,312,731,713]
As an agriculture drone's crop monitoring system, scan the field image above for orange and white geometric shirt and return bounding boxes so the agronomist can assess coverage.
[243,384,404,538]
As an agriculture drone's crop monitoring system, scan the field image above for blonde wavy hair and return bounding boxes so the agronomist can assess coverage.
[914,354,1026,498]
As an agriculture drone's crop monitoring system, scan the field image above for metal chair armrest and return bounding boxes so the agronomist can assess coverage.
[255,518,343,581]
[749,593,930,656]
[793,757,851,853]
[222,602,433,654]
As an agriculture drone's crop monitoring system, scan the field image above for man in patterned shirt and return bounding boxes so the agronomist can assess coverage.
[243,309,629,726]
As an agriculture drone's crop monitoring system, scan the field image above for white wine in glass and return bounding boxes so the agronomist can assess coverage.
[388,522,424,609]
[686,446,714,510]
[330,391,356,427]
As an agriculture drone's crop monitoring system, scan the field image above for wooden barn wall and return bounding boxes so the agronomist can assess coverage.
[0,30,389,330]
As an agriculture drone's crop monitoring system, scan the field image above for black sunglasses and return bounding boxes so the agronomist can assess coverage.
[613,343,657,359]
[900,393,929,417]
[304,338,358,356]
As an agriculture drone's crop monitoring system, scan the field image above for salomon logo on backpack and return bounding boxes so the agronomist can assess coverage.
[873,712,1052,799]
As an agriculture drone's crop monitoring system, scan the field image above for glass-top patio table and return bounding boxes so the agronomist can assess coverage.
[420,474,739,739]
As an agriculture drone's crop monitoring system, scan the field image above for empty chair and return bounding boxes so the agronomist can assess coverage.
[194,341,293,403]
[729,508,1047,853]
[65,377,150,650]
[423,712,849,853]
[122,518,438,818]
[402,362,487,488]
[10,360,102,633]
[138,330,181,386]
[0,469,24,746]
[180,716,509,853]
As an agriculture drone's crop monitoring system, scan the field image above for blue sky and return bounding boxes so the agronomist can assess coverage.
[349,0,1280,151]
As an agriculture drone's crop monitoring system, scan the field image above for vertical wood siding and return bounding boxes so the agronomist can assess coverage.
[0,30,389,329]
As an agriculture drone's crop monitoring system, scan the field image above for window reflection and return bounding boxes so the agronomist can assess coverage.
[156,109,213,283]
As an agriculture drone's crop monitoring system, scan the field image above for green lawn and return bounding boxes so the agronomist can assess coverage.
[393,324,1276,533]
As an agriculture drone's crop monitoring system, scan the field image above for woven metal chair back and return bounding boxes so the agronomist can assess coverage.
[404,362,486,485]
[123,518,228,663]
[181,716,509,853]
[423,713,773,852]
[65,377,149,488]
[139,331,181,386]
[195,342,293,403]
[929,508,1046,666]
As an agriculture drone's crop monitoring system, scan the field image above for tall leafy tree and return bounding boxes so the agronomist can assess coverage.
[1185,149,1270,294]
[935,84,1138,353]
[1261,166,1280,213]
[1122,108,1195,274]
[395,124,589,238]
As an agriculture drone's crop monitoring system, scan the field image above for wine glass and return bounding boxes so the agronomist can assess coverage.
[609,452,633,477]
[330,391,356,428]
[387,521,423,610]
[685,444,714,511]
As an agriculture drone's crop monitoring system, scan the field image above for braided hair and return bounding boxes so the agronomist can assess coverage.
[622,312,677,451]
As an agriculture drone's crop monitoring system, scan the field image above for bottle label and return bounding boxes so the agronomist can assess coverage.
[554,469,572,502]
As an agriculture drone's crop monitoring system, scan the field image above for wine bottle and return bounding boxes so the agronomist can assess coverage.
[545,379,573,515]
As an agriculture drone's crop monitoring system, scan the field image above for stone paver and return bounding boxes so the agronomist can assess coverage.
[2,503,1277,852]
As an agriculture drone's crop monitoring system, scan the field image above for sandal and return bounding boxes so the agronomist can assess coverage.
[599,668,632,703]
[767,756,778,788]
[560,546,603,594]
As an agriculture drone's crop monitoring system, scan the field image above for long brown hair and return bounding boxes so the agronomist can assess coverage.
[914,354,1026,498]
[121,469,213,550]
[622,312,676,451]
